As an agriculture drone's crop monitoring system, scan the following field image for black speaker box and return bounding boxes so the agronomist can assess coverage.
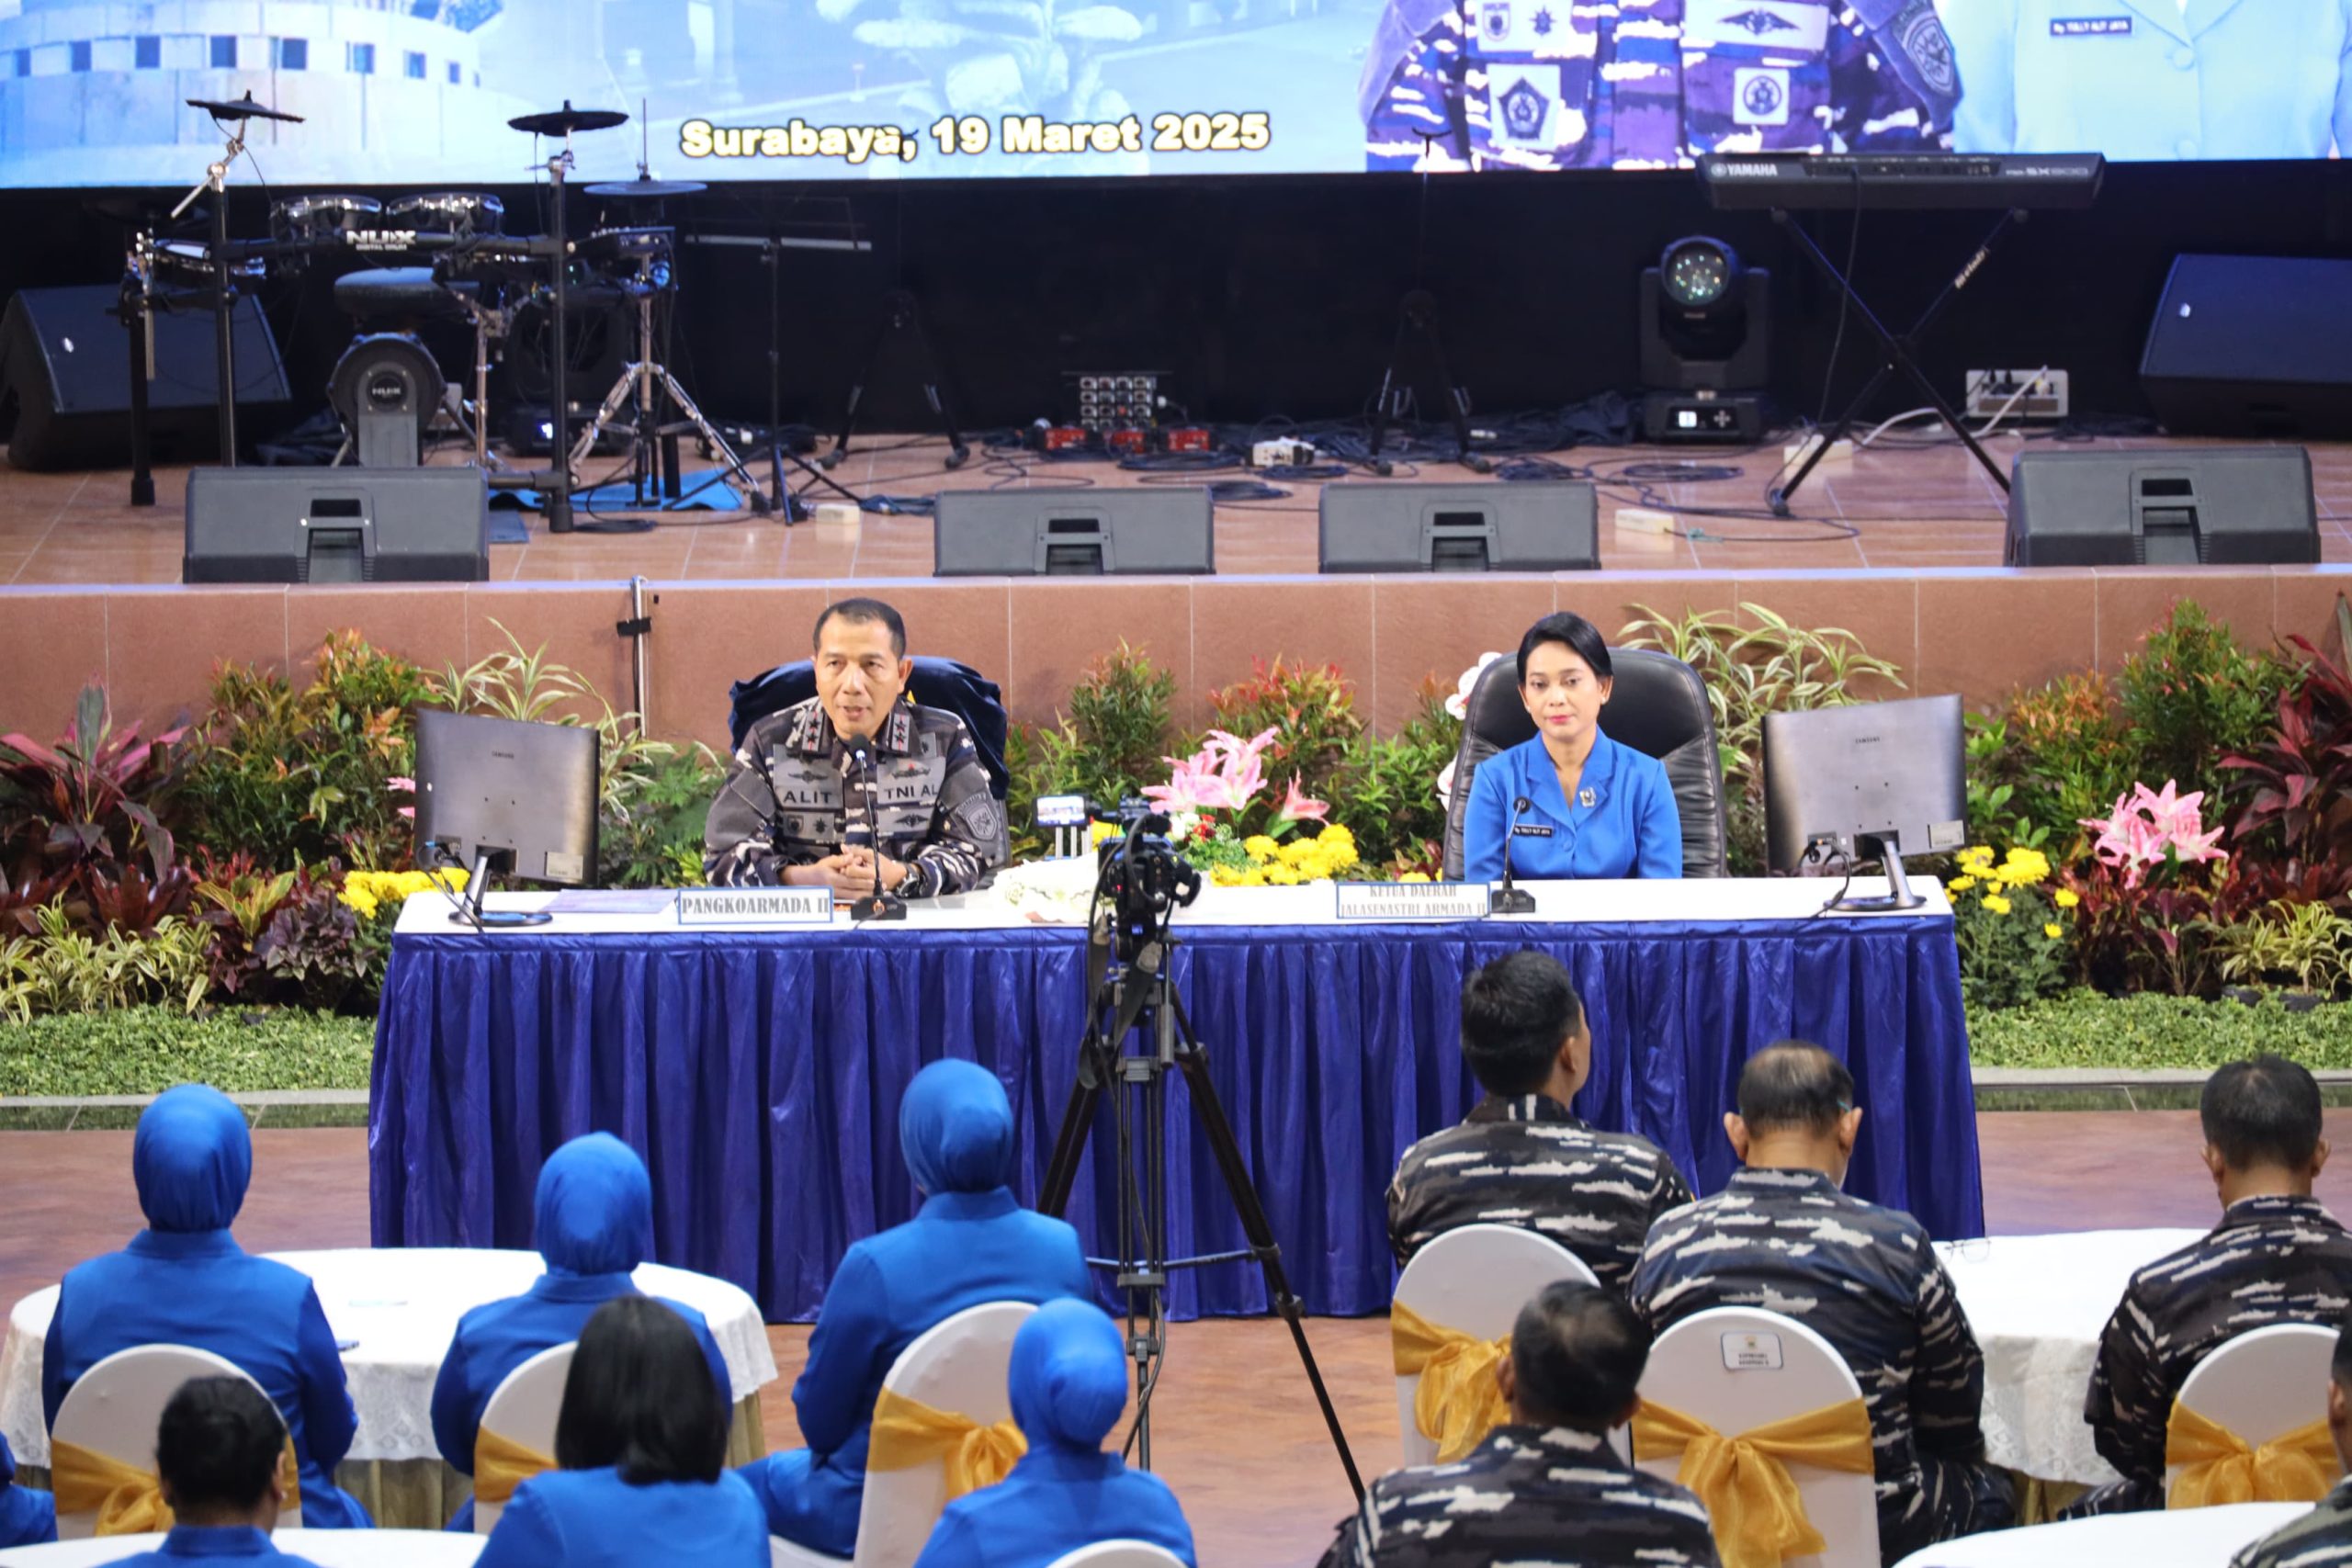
[0,286,289,470]
[2141,255,2352,439]
[185,467,490,583]
[1319,480,1600,572]
[933,486,1214,575]
[2005,447,2318,568]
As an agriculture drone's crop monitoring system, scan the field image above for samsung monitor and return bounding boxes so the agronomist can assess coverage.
[413,710,600,928]
[1762,694,1967,913]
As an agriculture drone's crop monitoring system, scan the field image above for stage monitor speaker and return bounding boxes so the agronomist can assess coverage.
[933,486,1214,575]
[2005,447,2317,567]
[185,467,490,583]
[1318,480,1600,572]
[0,285,289,470]
[2141,254,2352,439]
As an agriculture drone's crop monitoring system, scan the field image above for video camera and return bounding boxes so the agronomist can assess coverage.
[1094,800,1201,963]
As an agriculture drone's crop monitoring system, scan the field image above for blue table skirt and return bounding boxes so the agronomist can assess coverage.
[370,916,1983,1323]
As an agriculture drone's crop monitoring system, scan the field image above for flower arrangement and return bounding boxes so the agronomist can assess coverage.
[1949,844,2075,1010]
[337,867,468,922]
[1210,825,1360,887]
[1133,727,1358,885]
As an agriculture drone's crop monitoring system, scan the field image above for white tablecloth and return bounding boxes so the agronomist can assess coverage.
[0,1529,484,1566]
[1939,1228,2205,1485]
[1892,1502,2302,1568]
[0,1248,778,1470]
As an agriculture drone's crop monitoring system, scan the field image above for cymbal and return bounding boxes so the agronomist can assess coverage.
[187,93,303,123]
[510,100,628,137]
[585,178,709,198]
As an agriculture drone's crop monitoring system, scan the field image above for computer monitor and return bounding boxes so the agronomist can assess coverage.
[413,710,600,929]
[1762,694,1967,913]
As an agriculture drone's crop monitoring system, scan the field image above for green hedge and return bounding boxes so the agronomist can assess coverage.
[0,1007,373,1098]
[1967,990,2352,1072]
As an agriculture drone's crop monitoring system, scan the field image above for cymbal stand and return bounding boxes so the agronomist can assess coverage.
[119,232,159,506]
[168,118,247,467]
[543,137,579,533]
[570,262,764,510]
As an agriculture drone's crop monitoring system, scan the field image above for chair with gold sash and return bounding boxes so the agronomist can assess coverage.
[1042,1542,1191,1568]
[1391,1224,1598,1467]
[2165,1322,2341,1511]
[471,1342,574,1535]
[771,1301,1037,1568]
[1634,1306,1878,1568]
[50,1343,302,1540]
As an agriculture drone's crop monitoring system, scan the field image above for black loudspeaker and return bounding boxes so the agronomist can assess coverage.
[933,486,1214,575]
[2006,447,2318,568]
[1319,480,1600,572]
[185,467,490,583]
[0,286,289,470]
[2141,255,2352,439]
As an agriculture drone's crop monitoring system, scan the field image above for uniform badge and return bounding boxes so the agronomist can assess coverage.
[1480,1,1511,42]
[1897,1,1958,96]
[1498,76,1548,141]
[1733,66,1790,125]
[1577,786,1597,808]
[1722,6,1798,35]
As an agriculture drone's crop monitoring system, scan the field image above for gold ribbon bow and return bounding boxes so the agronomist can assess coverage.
[52,1438,301,1538]
[472,1425,557,1507]
[1390,1300,1511,1464]
[868,1387,1026,1501]
[1633,1395,1875,1568]
[2165,1404,2338,1510]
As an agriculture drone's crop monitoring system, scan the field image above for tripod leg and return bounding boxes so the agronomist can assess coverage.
[899,296,969,468]
[656,367,765,509]
[1407,294,1487,473]
[1038,1035,1110,1217]
[823,298,901,470]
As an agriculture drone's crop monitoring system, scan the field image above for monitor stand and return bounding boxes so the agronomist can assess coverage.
[442,846,553,929]
[1827,832,1928,914]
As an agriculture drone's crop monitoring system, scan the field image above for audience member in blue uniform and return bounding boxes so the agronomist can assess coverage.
[109,1376,324,1566]
[42,1085,370,1529]
[741,1058,1095,1556]
[475,1296,767,1568]
[0,1431,55,1547]
[913,1300,1195,1568]
[430,1132,732,1530]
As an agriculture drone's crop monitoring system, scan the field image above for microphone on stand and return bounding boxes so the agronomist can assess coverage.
[846,739,908,922]
[1490,795,1536,916]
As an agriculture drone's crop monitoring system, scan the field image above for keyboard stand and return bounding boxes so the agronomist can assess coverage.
[1768,205,2026,517]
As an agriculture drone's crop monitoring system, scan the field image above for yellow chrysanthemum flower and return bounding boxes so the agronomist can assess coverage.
[1982,895,2012,916]
[1090,820,1123,848]
[1947,876,1977,896]
[1243,835,1280,862]
[2043,923,2064,940]
[1397,872,1431,884]
[2052,888,2080,909]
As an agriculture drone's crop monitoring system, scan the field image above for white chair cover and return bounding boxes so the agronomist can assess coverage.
[1391,1224,1597,1467]
[1043,1542,1190,1568]
[471,1342,574,1535]
[2165,1322,2342,1506]
[51,1344,300,1540]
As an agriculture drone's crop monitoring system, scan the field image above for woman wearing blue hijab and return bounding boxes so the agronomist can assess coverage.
[741,1059,1095,1556]
[41,1085,371,1529]
[0,1431,55,1547]
[431,1133,732,1530]
[913,1301,1195,1568]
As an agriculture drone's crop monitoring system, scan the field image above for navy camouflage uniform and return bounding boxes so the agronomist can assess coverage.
[1628,1167,2015,1564]
[1358,0,1962,171]
[1317,1424,1722,1568]
[2233,1477,2352,1568]
[1386,1092,1693,1292]
[703,696,1001,897]
[2070,1195,2352,1517]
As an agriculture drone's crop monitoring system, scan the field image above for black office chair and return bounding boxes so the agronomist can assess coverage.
[1441,648,1730,879]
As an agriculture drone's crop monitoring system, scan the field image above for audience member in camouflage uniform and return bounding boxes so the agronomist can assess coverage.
[704,598,1001,897]
[1629,1042,2012,1565]
[2072,1055,2352,1517]
[1387,950,1692,1291]
[2233,1310,2352,1568]
[1318,1280,1720,1568]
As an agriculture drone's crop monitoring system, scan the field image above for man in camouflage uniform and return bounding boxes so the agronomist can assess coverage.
[1629,1041,2012,1564]
[1388,950,1692,1292]
[704,597,1001,897]
[2233,1311,2352,1568]
[2071,1055,2352,1516]
[1318,1280,1720,1567]
[1359,0,1962,170]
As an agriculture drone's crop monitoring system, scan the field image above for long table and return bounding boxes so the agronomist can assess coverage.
[371,876,1981,1322]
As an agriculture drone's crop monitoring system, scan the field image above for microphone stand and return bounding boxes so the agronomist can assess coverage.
[846,740,908,922]
[1489,793,1536,915]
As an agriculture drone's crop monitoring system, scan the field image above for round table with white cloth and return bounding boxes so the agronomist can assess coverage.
[0,1529,484,1566]
[1891,1501,2303,1568]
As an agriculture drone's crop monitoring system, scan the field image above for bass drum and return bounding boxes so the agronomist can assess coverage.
[385,191,505,241]
[268,194,383,269]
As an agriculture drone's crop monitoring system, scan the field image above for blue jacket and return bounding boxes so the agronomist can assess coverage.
[914,1301,1195,1568]
[42,1087,370,1530]
[1464,729,1682,882]
[430,1133,731,1531]
[474,1466,768,1568]
[741,1060,1095,1557]
[105,1525,323,1564]
[0,1430,55,1547]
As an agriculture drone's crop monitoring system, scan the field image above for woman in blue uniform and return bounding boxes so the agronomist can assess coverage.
[739,1058,1095,1556]
[912,1299,1195,1568]
[474,1297,766,1568]
[430,1133,731,1531]
[0,1432,54,1548]
[1463,613,1682,883]
[42,1084,371,1529]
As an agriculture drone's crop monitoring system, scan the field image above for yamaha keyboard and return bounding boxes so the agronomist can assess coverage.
[1700,153,2105,211]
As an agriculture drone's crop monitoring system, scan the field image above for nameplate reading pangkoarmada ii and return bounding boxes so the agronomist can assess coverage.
[676,887,834,926]
[1333,882,1491,922]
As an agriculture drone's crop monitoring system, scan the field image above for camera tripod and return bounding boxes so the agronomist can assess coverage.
[1037,873,1363,1497]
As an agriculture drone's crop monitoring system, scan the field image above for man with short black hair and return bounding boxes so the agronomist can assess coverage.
[2072,1054,2352,1517]
[1317,1280,1719,1567]
[111,1376,325,1565]
[1387,951,1690,1289]
[2230,1305,2352,1568]
[1630,1041,2011,1564]
[705,597,1001,896]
